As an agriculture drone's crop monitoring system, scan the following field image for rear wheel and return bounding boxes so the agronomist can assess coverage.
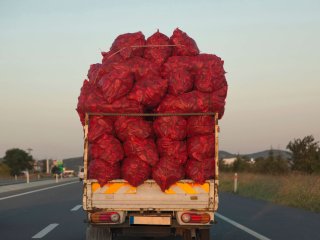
[86,225,112,240]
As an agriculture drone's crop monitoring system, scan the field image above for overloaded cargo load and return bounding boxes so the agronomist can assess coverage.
[77,28,228,191]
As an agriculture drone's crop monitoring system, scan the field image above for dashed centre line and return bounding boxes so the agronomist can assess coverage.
[32,223,59,239]
[71,204,82,211]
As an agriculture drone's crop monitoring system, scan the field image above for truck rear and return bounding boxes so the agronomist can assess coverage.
[82,112,219,240]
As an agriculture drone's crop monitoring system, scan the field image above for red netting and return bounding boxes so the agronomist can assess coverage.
[144,30,172,65]
[123,136,159,166]
[88,116,114,143]
[88,159,121,186]
[185,158,215,184]
[170,28,199,56]
[187,134,215,161]
[152,157,185,191]
[121,157,151,187]
[114,116,153,142]
[127,75,168,108]
[187,116,215,137]
[110,32,146,59]
[157,138,187,165]
[77,29,227,188]
[90,134,124,165]
[153,116,187,140]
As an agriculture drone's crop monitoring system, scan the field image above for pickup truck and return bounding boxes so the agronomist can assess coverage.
[82,112,219,240]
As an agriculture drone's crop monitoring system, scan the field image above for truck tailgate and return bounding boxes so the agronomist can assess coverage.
[83,179,218,211]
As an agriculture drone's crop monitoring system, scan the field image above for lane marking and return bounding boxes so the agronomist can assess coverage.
[32,223,59,239]
[71,204,82,211]
[215,212,271,240]
[0,181,78,201]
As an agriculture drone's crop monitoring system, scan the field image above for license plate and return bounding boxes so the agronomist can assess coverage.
[129,216,171,225]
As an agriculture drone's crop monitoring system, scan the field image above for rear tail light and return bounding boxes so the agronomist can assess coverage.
[181,212,211,224]
[91,212,120,223]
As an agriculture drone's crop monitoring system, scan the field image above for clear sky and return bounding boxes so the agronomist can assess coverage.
[0,0,319,160]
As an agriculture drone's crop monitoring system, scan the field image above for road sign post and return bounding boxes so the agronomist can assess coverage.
[234,173,238,193]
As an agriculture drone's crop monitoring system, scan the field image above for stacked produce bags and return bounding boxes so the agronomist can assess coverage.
[77,29,228,191]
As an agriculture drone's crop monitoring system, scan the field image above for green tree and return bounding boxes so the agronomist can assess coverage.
[253,149,289,174]
[232,155,251,172]
[219,159,232,172]
[3,148,34,176]
[287,135,320,173]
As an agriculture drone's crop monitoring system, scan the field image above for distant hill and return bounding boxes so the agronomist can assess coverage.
[218,150,291,160]
[64,150,292,169]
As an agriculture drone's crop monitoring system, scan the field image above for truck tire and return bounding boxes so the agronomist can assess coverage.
[86,225,112,240]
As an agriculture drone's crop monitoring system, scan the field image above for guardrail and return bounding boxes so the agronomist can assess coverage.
[0,174,71,186]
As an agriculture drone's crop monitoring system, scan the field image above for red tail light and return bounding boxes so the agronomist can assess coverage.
[91,212,120,223]
[181,212,211,224]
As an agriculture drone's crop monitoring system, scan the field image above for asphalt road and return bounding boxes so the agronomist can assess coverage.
[1,182,320,240]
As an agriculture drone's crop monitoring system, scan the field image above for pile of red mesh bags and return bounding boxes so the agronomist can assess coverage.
[77,28,228,190]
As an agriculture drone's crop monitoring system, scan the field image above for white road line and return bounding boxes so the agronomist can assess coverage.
[0,181,78,201]
[32,223,59,239]
[71,204,82,211]
[215,212,271,240]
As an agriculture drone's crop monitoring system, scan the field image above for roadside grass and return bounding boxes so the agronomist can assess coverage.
[219,172,320,212]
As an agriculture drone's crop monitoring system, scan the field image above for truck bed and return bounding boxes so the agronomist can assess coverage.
[83,179,218,211]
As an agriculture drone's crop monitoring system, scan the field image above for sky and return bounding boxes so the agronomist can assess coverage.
[0,0,319,160]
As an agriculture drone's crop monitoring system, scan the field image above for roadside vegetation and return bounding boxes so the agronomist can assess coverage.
[1,148,34,176]
[219,135,320,212]
[0,162,11,177]
[219,172,320,212]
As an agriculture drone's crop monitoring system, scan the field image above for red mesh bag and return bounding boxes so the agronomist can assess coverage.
[193,54,226,77]
[156,91,211,112]
[153,116,187,140]
[162,56,195,76]
[157,138,187,165]
[187,116,215,137]
[101,51,124,65]
[124,136,159,166]
[166,69,194,96]
[193,54,227,94]
[127,75,168,108]
[152,157,185,191]
[97,66,134,104]
[88,116,114,143]
[185,158,215,184]
[157,91,226,118]
[110,32,146,59]
[170,28,199,56]
[121,157,151,187]
[126,57,160,80]
[99,97,143,114]
[187,134,215,161]
[88,159,121,186]
[143,30,172,65]
[87,63,104,84]
[77,80,106,125]
[114,116,153,141]
[90,134,124,164]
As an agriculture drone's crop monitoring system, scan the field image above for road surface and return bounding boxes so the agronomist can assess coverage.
[0,181,320,239]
